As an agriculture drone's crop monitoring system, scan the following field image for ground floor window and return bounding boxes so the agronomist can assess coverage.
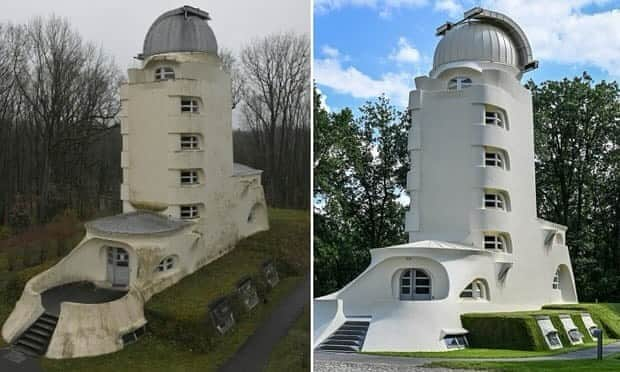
[400,268,431,300]
[546,331,562,347]
[444,334,468,349]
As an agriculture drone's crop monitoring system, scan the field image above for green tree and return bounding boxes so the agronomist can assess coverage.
[314,87,410,296]
[528,73,620,301]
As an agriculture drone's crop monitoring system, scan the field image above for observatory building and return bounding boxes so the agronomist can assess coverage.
[3,6,268,358]
[314,8,578,352]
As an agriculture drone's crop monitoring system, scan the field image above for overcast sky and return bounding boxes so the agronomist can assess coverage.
[0,0,311,71]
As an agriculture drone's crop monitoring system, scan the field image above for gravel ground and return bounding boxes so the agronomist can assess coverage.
[314,360,482,372]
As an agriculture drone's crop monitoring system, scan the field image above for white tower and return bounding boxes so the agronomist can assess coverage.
[314,8,578,353]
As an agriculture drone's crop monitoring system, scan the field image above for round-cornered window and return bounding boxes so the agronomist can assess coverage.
[156,256,177,273]
[155,66,175,81]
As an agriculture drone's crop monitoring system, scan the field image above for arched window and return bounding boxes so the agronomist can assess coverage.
[552,269,560,289]
[155,66,175,80]
[156,256,177,272]
[448,76,472,90]
[400,268,431,301]
[460,279,489,300]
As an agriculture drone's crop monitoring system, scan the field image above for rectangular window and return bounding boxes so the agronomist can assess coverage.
[485,111,504,127]
[180,135,199,150]
[180,170,199,185]
[181,98,199,113]
[485,152,504,168]
[484,235,504,250]
[180,205,199,219]
[484,193,504,209]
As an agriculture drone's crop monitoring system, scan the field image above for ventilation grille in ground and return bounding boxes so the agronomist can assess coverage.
[12,312,59,356]
[317,320,370,352]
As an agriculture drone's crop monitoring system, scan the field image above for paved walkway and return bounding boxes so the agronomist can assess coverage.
[218,275,310,372]
[41,281,127,316]
[315,341,620,371]
[0,347,42,372]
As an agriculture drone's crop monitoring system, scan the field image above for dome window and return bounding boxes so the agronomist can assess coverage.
[181,97,200,113]
[155,66,175,81]
[448,76,472,90]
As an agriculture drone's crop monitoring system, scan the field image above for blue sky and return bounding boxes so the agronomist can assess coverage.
[314,0,620,111]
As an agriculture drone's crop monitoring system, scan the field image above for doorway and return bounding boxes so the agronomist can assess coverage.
[107,247,130,287]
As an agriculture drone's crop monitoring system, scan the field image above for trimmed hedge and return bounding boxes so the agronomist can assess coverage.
[461,309,603,351]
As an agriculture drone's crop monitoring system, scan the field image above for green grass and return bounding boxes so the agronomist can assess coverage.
[264,305,310,372]
[428,352,620,371]
[0,208,309,371]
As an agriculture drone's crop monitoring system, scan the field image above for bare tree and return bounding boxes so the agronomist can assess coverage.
[219,48,243,110]
[238,32,310,208]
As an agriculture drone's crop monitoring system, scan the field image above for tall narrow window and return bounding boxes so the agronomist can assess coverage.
[181,98,200,113]
[448,76,472,90]
[180,170,199,185]
[180,134,200,150]
[484,192,506,210]
[484,151,505,168]
[155,67,175,80]
[552,269,560,289]
[484,234,506,250]
[485,111,505,128]
[180,205,199,219]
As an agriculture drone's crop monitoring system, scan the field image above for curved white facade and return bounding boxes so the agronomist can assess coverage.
[315,8,577,352]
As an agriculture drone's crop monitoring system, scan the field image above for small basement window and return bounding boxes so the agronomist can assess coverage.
[448,76,472,90]
[157,256,176,272]
[568,329,583,343]
[181,98,199,113]
[484,192,506,210]
[180,134,199,150]
[155,66,175,80]
[444,334,468,349]
[180,170,199,185]
[180,205,199,219]
[121,325,146,346]
[546,331,562,347]
[484,234,506,251]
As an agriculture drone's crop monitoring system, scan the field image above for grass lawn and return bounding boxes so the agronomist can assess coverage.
[428,353,620,371]
[0,208,309,372]
[265,305,310,372]
[366,341,613,359]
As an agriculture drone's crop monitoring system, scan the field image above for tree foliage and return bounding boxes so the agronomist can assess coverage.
[528,73,620,302]
[313,88,410,296]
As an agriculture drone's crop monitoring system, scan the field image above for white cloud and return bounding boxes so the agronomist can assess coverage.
[314,46,412,106]
[315,87,332,112]
[315,0,428,14]
[321,45,341,58]
[433,0,463,18]
[480,0,620,76]
[389,37,421,64]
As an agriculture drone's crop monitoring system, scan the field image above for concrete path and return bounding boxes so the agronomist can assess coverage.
[0,347,42,372]
[218,275,310,372]
[314,341,620,370]
[41,281,127,316]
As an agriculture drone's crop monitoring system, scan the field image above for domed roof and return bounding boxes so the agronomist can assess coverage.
[142,6,218,59]
[433,22,518,70]
[432,7,537,75]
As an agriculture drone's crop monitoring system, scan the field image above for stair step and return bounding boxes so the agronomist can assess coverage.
[322,340,362,347]
[16,339,44,352]
[32,322,55,332]
[333,330,366,336]
[21,332,48,345]
[319,344,359,352]
[326,335,365,342]
[38,317,58,326]
[344,321,370,326]
[339,325,368,331]
[13,344,40,357]
[28,327,51,337]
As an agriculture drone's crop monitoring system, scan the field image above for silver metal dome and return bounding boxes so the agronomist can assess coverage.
[142,6,218,59]
[432,7,538,74]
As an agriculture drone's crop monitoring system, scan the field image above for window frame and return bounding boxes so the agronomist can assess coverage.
[485,110,505,128]
[180,205,199,219]
[460,280,487,300]
[180,134,200,150]
[483,192,506,210]
[181,98,200,113]
[156,256,176,273]
[400,268,432,301]
[155,66,175,81]
[484,150,505,169]
[444,334,468,349]
[180,170,199,185]
[448,76,472,91]
[484,234,506,251]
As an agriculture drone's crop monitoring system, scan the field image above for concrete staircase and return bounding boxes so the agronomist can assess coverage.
[13,313,58,356]
[318,320,370,352]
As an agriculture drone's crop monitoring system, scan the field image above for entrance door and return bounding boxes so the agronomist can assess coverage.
[107,247,130,287]
[400,268,432,300]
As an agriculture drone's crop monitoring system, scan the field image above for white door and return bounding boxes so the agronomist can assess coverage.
[107,247,130,287]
